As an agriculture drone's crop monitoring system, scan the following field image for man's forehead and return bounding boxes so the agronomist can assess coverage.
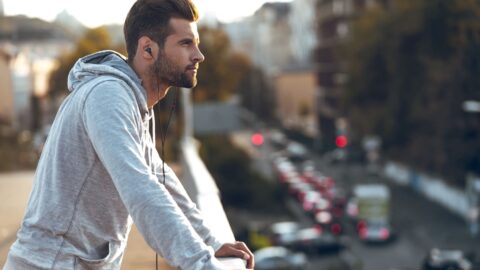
[168,17,199,39]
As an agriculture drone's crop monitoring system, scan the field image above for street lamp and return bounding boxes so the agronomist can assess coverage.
[466,174,480,237]
[462,100,480,237]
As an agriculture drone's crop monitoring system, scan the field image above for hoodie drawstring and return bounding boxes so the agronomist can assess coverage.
[151,113,156,178]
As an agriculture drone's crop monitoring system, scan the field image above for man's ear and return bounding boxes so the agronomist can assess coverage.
[138,36,156,60]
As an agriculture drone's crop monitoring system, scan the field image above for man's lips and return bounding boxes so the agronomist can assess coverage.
[186,65,198,72]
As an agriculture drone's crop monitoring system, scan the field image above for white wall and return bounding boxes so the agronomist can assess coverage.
[384,161,469,219]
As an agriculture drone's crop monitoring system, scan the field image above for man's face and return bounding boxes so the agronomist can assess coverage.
[152,18,205,88]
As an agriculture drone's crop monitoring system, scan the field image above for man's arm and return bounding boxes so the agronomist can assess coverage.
[156,162,254,269]
[154,162,223,249]
[83,81,225,270]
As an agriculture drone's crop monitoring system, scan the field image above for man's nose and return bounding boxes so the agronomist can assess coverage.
[193,46,205,63]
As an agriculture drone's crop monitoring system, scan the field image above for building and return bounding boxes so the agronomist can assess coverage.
[274,66,318,137]
[315,0,383,150]
[289,0,318,65]
[223,0,319,73]
[0,49,13,125]
[0,15,74,131]
[223,2,293,76]
[222,0,321,131]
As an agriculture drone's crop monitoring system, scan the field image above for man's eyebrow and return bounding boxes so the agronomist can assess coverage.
[178,37,200,44]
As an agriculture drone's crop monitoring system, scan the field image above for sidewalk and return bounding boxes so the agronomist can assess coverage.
[0,171,175,270]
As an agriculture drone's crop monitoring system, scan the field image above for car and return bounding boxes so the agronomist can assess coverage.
[269,221,302,247]
[254,246,308,270]
[356,219,392,242]
[422,248,474,270]
[288,181,313,199]
[314,211,344,236]
[286,142,308,162]
[300,190,322,212]
[352,184,392,243]
[290,227,345,254]
[268,129,288,149]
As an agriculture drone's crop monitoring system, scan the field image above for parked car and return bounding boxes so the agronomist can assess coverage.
[269,221,301,247]
[290,227,345,254]
[269,129,288,150]
[286,142,308,162]
[269,221,345,254]
[422,248,474,270]
[254,246,308,270]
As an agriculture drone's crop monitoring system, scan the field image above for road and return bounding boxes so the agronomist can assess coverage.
[319,161,480,270]
[231,130,480,270]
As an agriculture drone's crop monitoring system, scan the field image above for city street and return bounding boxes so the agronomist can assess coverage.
[1,134,478,270]
[232,130,480,270]
[317,161,480,270]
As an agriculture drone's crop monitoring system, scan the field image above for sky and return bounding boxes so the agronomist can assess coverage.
[2,0,293,27]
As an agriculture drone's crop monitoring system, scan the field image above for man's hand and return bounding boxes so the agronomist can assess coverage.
[215,241,254,269]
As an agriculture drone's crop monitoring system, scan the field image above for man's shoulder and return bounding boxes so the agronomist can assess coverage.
[83,76,135,100]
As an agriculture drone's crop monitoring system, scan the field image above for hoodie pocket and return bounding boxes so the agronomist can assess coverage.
[74,241,123,270]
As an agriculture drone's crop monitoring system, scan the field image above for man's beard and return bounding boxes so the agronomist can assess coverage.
[151,52,197,89]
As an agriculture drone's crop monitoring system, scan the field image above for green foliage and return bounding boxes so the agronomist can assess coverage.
[194,26,275,122]
[342,0,480,186]
[0,127,37,171]
[198,135,284,212]
[237,66,276,123]
[48,26,124,99]
[194,27,252,102]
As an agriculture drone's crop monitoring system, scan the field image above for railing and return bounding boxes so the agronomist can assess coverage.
[179,88,246,269]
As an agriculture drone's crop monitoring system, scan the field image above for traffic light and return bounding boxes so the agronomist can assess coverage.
[335,135,348,148]
[251,133,264,146]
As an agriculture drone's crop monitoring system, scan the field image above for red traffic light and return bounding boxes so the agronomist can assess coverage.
[335,135,348,148]
[251,133,264,146]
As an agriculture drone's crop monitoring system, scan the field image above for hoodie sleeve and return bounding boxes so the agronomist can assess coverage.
[82,80,226,270]
[154,162,225,252]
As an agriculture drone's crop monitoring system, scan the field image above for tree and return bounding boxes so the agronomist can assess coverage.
[198,135,283,211]
[236,66,275,123]
[194,27,251,102]
[194,26,275,122]
[342,0,480,186]
[48,26,124,99]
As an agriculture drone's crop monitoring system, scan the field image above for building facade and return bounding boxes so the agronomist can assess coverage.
[274,67,318,137]
[223,2,294,76]
[0,49,13,125]
[315,0,384,150]
[289,0,318,66]
[0,15,74,131]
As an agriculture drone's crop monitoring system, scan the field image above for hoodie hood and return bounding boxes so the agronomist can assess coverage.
[68,50,148,115]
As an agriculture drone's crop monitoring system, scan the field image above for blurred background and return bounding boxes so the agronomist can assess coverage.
[0,0,479,269]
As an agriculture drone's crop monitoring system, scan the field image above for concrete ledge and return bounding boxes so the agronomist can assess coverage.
[181,138,246,269]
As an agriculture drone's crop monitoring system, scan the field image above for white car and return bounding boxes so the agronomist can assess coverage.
[254,246,308,270]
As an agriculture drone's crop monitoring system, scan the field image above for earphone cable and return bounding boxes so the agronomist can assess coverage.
[155,88,178,270]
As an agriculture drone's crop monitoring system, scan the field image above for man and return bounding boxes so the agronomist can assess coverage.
[3,0,254,269]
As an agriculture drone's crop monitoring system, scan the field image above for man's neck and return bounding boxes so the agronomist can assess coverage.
[128,59,169,108]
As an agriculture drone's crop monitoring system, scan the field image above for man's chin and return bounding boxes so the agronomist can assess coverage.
[174,78,196,89]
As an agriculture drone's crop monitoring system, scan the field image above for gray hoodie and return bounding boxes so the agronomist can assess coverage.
[4,51,225,270]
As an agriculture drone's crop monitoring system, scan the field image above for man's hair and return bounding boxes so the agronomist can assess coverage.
[124,0,199,62]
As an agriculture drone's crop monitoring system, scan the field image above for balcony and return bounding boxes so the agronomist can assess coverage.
[120,135,246,269]
[0,88,246,270]
[122,88,246,269]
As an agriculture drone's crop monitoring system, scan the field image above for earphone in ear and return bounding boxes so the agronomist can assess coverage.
[145,47,153,56]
